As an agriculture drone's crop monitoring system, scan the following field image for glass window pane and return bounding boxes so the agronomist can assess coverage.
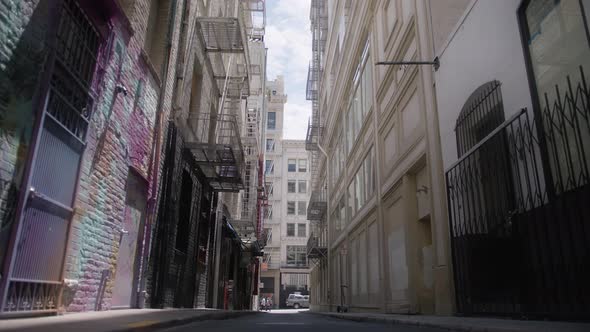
[297,223,306,237]
[298,201,307,215]
[355,167,364,210]
[288,159,297,172]
[348,180,356,218]
[287,201,296,215]
[267,112,276,129]
[354,86,363,135]
[288,180,296,193]
[298,159,307,172]
[266,139,275,152]
[265,160,274,175]
[298,180,307,193]
[287,224,295,236]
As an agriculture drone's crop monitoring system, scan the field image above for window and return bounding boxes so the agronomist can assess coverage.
[298,180,307,193]
[189,65,203,117]
[288,159,297,172]
[144,0,170,73]
[298,159,307,172]
[520,0,590,193]
[267,112,276,129]
[298,201,307,216]
[265,160,274,175]
[455,81,505,157]
[266,139,275,152]
[287,246,307,266]
[266,182,274,197]
[288,180,296,193]
[345,148,376,219]
[346,41,373,155]
[297,223,306,237]
[287,201,296,215]
[287,223,295,236]
[264,228,272,243]
[265,205,273,220]
[521,0,590,108]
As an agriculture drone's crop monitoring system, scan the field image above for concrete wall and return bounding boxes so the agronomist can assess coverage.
[434,0,534,169]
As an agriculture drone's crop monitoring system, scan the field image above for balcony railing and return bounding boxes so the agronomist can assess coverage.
[186,113,245,192]
[306,233,326,260]
[307,189,327,221]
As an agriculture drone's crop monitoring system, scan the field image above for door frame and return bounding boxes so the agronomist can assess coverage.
[111,169,149,309]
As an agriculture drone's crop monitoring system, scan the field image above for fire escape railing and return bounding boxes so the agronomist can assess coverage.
[307,189,327,221]
[307,0,328,196]
[306,231,327,261]
[186,113,245,192]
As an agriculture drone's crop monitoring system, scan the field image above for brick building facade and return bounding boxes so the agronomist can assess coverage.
[0,0,267,315]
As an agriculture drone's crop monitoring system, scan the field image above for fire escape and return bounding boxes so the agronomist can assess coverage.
[189,3,254,192]
[306,0,328,265]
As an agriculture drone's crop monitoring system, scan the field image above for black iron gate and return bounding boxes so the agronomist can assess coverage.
[0,0,99,313]
[446,68,590,319]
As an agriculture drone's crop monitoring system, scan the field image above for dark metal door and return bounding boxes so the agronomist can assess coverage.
[0,0,99,313]
[112,172,147,308]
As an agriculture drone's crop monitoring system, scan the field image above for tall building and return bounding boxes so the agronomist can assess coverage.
[307,0,590,320]
[305,0,454,315]
[260,77,311,308]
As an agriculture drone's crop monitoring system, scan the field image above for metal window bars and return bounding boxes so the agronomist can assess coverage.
[446,66,590,319]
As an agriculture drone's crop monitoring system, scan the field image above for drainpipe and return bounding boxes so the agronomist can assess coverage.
[212,54,235,309]
[138,0,179,309]
[317,132,330,311]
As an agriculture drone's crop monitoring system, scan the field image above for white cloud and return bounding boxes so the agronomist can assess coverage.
[266,0,312,139]
[283,102,312,139]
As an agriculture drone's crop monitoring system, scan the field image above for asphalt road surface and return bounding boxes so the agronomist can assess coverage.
[160,309,447,332]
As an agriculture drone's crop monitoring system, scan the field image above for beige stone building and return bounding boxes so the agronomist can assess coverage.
[306,0,471,315]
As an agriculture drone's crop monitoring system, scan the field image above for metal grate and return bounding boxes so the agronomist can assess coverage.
[446,67,590,319]
[197,18,245,53]
[307,189,327,221]
[186,113,245,192]
[47,0,100,140]
[455,81,505,157]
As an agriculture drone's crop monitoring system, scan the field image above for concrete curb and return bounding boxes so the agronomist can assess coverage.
[114,310,259,332]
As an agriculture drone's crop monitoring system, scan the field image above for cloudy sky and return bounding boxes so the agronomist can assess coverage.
[265,0,312,139]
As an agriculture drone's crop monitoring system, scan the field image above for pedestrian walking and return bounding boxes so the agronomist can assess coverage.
[260,297,266,311]
[267,297,272,311]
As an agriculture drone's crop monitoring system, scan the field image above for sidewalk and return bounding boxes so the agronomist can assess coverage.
[0,309,257,332]
[308,311,590,332]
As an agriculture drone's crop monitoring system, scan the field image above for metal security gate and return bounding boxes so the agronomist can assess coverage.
[0,0,99,313]
[446,68,590,319]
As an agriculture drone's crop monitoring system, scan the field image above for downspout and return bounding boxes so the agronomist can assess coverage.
[212,54,235,309]
[139,0,179,309]
[317,132,330,311]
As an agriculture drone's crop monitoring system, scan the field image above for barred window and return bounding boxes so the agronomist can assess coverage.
[455,81,505,157]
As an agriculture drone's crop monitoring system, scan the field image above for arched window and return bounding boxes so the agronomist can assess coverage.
[455,81,505,157]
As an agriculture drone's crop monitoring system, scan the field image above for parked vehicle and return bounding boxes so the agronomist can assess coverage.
[286,293,309,309]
